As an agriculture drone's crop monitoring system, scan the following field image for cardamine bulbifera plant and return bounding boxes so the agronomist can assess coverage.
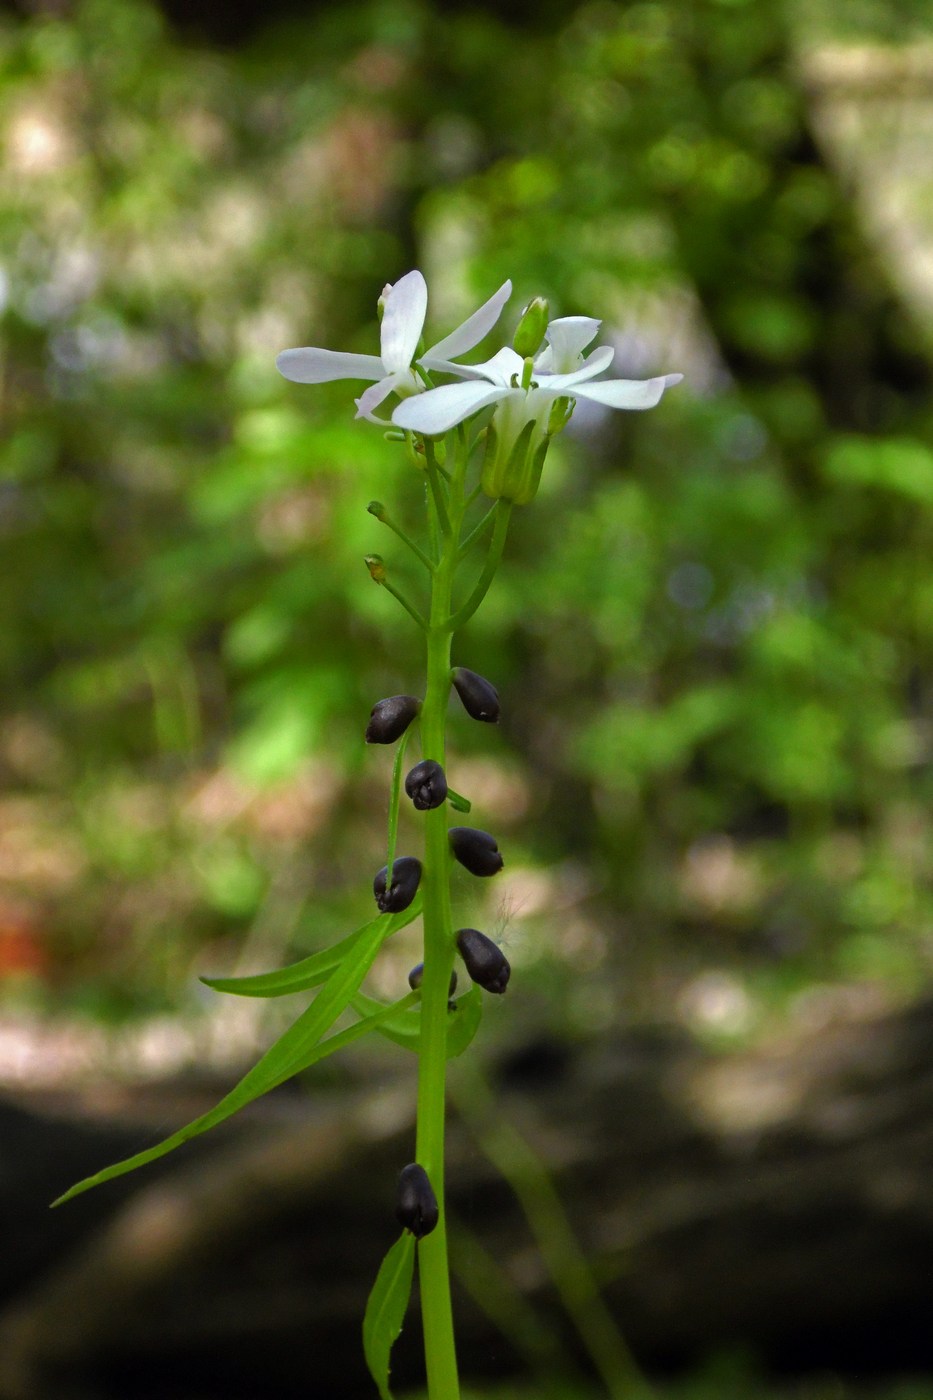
[55,270,681,1399]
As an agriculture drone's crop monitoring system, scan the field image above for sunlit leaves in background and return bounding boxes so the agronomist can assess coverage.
[1,0,933,1028]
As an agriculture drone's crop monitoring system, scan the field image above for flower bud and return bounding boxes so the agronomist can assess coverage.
[404,759,448,811]
[456,927,511,994]
[448,826,504,877]
[452,667,500,724]
[365,695,421,744]
[373,856,422,913]
[408,962,458,997]
[395,1162,439,1238]
[512,297,549,359]
[365,553,387,585]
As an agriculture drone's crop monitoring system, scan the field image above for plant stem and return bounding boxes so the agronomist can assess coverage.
[447,499,513,632]
[414,462,462,1400]
[382,578,428,631]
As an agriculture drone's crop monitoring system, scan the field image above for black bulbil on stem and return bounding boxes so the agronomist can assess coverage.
[451,667,500,724]
[396,1163,439,1239]
[448,826,504,877]
[373,857,422,913]
[405,759,449,811]
[456,928,511,994]
[365,695,422,744]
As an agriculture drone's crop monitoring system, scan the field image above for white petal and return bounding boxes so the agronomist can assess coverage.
[393,382,509,434]
[423,280,513,363]
[354,375,401,423]
[573,372,683,411]
[538,345,615,390]
[415,357,492,381]
[380,270,428,374]
[536,317,602,373]
[276,348,384,384]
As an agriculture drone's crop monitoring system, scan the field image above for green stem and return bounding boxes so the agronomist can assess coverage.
[423,440,451,537]
[382,578,428,631]
[374,510,435,574]
[457,500,499,561]
[447,499,513,633]
[413,449,465,1400]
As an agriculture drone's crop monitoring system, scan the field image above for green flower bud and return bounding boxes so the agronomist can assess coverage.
[512,297,549,359]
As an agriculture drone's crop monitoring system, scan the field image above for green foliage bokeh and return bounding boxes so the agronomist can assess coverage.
[1,0,932,1027]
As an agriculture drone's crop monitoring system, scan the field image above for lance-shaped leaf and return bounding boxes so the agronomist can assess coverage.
[363,1231,416,1400]
[286,992,419,1076]
[352,982,484,1059]
[53,914,395,1206]
[200,898,423,999]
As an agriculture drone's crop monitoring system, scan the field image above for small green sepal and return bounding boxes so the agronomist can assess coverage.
[481,417,550,506]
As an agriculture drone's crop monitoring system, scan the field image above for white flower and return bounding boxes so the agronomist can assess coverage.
[392,315,683,437]
[276,270,513,423]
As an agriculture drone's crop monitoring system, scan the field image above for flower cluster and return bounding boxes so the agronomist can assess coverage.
[277,269,681,505]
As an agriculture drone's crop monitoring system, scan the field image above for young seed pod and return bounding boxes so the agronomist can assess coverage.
[404,759,448,811]
[408,962,458,997]
[451,667,500,724]
[365,695,422,744]
[456,928,511,994]
[395,1162,439,1239]
[448,826,504,877]
[373,857,422,913]
[512,296,549,359]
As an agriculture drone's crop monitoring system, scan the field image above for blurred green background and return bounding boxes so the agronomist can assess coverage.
[3,0,933,1031]
[2,0,933,1391]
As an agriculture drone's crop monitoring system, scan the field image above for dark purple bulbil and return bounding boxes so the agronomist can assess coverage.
[365,695,422,744]
[408,963,458,997]
[395,1162,439,1238]
[373,856,422,913]
[448,826,504,877]
[404,759,449,811]
[451,668,500,724]
[456,928,511,994]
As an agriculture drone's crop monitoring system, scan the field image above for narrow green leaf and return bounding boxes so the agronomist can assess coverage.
[446,786,472,813]
[199,897,422,998]
[446,982,484,1057]
[352,982,483,1058]
[288,992,419,1074]
[352,990,421,1050]
[363,1231,416,1400]
[53,914,394,1206]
